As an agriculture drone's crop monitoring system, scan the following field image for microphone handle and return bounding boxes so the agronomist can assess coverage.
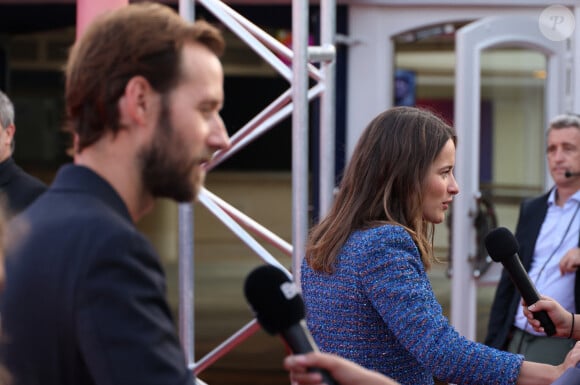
[503,256,556,336]
[282,321,338,385]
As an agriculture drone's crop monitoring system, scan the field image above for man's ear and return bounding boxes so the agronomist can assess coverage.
[118,76,157,128]
[4,123,15,149]
[4,124,15,141]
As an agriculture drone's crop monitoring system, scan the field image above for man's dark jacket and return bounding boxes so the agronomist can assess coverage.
[485,191,580,349]
[0,165,192,385]
[0,157,46,215]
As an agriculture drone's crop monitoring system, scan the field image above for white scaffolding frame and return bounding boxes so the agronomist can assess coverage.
[176,0,336,380]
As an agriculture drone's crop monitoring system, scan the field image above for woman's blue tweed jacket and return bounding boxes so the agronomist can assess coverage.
[301,224,523,385]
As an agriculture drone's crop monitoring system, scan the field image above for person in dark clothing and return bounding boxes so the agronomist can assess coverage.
[0,90,46,215]
[485,114,580,364]
[0,3,230,385]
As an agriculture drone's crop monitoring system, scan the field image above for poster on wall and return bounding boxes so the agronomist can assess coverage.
[394,69,416,106]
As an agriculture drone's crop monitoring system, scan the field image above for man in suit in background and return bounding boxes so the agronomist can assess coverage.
[0,3,230,385]
[0,90,46,215]
[486,114,580,364]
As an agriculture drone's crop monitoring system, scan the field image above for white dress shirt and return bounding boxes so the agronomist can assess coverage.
[513,188,580,335]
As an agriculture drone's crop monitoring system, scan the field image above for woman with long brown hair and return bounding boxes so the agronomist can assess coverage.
[300,106,580,385]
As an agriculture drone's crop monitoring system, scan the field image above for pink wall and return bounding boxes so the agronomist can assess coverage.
[76,0,128,38]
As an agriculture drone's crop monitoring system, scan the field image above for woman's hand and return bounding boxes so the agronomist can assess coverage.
[524,296,576,338]
[555,341,580,378]
[283,352,399,385]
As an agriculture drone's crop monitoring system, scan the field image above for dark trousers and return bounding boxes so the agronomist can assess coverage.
[507,328,576,365]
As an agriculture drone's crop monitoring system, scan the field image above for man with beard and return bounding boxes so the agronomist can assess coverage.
[0,3,230,385]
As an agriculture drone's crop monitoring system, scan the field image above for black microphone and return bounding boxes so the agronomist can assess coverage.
[565,170,580,178]
[484,227,556,336]
[243,264,337,385]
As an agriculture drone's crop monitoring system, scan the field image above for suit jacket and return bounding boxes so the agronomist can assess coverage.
[0,165,193,385]
[485,191,580,349]
[0,157,46,215]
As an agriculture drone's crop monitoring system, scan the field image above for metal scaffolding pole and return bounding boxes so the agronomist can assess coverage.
[291,0,309,286]
[178,0,197,373]
[318,0,336,220]
[175,0,336,380]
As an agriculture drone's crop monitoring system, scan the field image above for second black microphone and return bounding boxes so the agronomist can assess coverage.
[484,227,556,336]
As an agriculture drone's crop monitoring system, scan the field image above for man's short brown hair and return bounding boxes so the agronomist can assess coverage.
[65,2,225,152]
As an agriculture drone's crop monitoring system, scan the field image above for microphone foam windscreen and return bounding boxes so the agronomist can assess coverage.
[484,227,519,263]
[243,264,305,335]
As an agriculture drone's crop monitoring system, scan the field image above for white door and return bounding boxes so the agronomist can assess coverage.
[451,14,571,339]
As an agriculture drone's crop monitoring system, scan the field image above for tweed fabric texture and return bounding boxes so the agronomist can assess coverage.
[301,224,523,385]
